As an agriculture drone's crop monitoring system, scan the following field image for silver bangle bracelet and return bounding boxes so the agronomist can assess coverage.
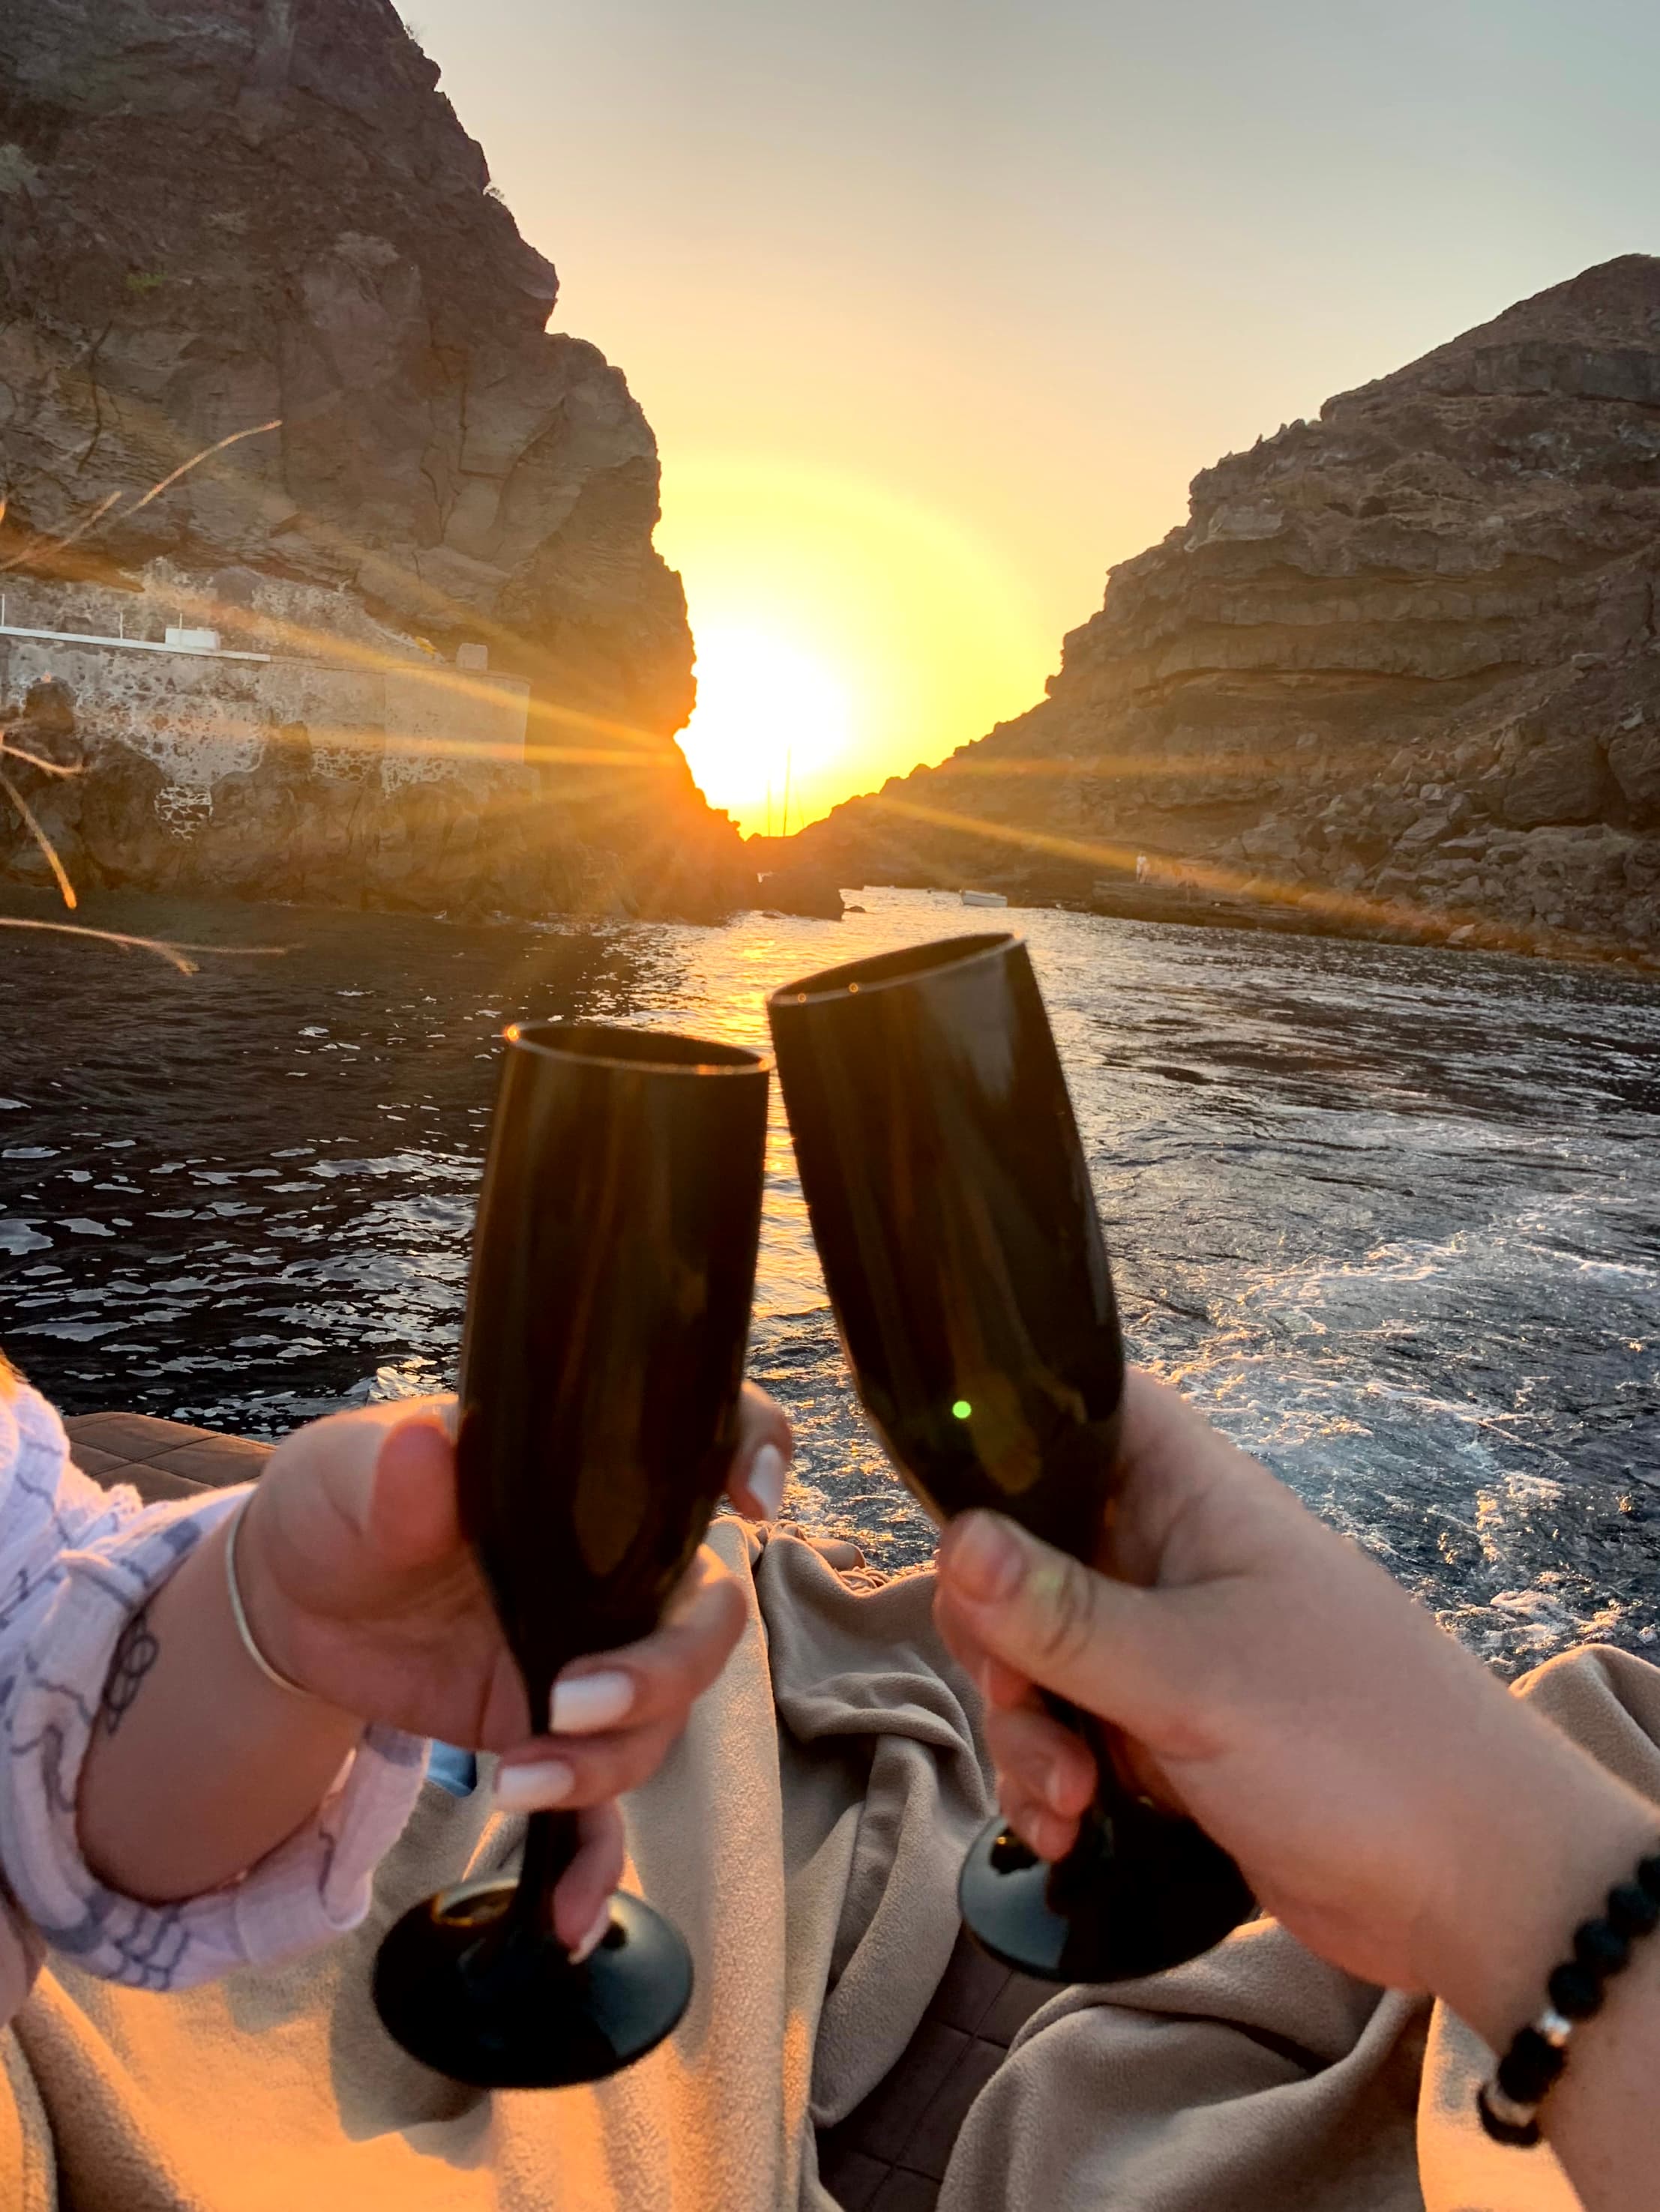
[224,1501,314,1699]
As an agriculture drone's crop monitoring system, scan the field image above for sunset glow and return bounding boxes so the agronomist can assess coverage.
[658,456,1053,834]
[412,0,1659,839]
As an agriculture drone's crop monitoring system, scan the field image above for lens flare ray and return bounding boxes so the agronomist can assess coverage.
[873,792,1636,968]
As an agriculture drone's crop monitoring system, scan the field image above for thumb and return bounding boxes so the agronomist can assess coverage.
[362,1414,461,1572]
[936,1511,1185,1743]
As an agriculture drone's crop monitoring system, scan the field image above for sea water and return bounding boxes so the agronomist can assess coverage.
[0,885,1655,1675]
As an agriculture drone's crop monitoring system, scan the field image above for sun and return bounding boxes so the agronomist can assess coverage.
[661,453,1055,838]
[677,621,852,835]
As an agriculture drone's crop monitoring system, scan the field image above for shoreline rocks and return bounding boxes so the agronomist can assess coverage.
[744,842,846,919]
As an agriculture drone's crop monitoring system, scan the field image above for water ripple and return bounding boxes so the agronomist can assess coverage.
[0,885,1655,1675]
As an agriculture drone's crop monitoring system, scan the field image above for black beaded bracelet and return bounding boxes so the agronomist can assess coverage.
[1478,1848,1660,2147]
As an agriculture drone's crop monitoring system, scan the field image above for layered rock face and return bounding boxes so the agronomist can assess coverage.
[0,0,748,919]
[796,257,1660,961]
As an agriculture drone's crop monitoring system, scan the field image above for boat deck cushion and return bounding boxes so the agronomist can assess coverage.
[64,1411,271,1504]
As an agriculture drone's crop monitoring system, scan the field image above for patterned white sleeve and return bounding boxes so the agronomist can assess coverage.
[0,1382,427,2009]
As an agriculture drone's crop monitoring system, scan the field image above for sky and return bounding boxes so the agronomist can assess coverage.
[412,0,1660,834]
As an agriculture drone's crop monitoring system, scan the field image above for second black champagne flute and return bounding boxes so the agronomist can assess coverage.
[373,1020,769,2088]
[769,932,1252,1983]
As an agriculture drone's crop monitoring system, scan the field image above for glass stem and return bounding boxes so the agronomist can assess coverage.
[456,1807,581,2008]
[509,1807,581,1944]
[1039,1694,1148,1912]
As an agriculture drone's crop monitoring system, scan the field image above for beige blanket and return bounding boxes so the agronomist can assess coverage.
[2,1517,1655,2211]
[0,1522,987,2211]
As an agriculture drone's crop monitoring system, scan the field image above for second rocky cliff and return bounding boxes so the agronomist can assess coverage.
[794,256,1660,962]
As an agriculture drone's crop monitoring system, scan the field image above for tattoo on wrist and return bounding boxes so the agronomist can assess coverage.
[101,1603,160,1736]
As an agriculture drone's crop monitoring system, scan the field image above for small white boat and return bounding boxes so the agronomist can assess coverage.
[960,888,1008,908]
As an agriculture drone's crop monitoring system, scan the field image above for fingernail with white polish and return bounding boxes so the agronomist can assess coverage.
[490,1758,574,1812]
[571,1899,613,1965]
[748,1441,787,1520]
[548,1670,634,1735]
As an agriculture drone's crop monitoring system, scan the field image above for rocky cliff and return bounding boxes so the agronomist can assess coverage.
[793,257,1660,963]
[0,0,749,920]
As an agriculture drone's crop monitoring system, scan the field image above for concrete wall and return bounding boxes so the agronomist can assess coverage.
[380,664,536,790]
[0,632,530,827]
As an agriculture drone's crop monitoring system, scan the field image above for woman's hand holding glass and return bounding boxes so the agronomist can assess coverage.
[80,1381,793,1952]
[933,1372,1656,2041]
[935,1370,1660,2206]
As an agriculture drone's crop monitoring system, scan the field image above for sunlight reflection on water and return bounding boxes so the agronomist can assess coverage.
[0,885,1656,1675]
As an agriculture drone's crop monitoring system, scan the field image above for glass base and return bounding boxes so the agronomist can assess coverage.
[373,1877,693,2088]
[957,1809,1254,1984]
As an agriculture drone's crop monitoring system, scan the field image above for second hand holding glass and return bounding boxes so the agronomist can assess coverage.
[769,933,1253,1983]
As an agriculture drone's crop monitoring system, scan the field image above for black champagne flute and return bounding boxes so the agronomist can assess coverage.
[373,1021,769,2086]
[768,934,1252,1983]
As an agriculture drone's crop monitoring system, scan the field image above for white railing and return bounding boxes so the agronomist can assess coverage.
[0,600,270,664]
